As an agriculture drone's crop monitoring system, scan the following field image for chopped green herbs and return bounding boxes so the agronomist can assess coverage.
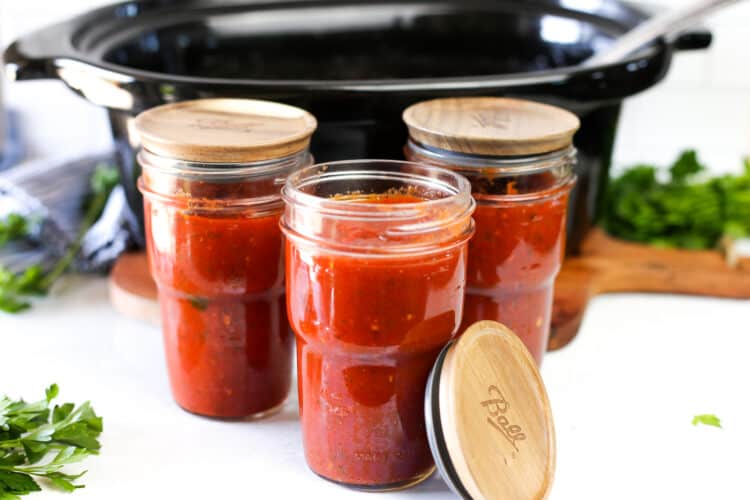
[602,151,750,249]
[0,164,119,314]
[692,414,722,428]
[0,384,102,498]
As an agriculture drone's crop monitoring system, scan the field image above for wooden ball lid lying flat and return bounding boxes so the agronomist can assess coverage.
[134,98,317,163]
[425,321,556,500]
[403,97,580,156]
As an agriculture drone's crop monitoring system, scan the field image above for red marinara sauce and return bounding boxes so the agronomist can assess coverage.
[461,182,572,363]
[281,161,475,489]
[144,205,290,417]
[136,98,316,418]
[404,97,579,364]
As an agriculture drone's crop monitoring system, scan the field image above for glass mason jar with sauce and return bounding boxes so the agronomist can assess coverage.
[281,160,475,490]
[136,98,317,418]
[403,97,578,364]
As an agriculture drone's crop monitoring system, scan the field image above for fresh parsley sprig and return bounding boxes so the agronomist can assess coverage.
[0,164,119,314]
[602,151,750,249]
[0,384,102,498]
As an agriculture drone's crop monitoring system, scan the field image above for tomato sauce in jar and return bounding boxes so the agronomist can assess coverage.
[136,98,316,418]
[281,161,475,489]
[404,97,578,364]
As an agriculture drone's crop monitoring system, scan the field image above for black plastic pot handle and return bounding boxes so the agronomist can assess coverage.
[556,26,712,104]
[3,41,52,81]
[619,1,713,52]
[673,29,713,51]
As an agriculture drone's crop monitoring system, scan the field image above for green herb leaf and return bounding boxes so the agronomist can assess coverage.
[21,441,47,465]
[0,296,30,314]
[45,474,76,492]
[0,214,30,248]
[14,267,46,296]
[52,404,74,425]
[52,423,101,452]
[0,470,41,493]
[0,454,25,468]
[692,414,722,428]
[44,386,58,405]
[669,150,704,183]
[90,164,120,198]
[0,385,102,496]
[0,265,47,314]
[603,152,750,249]
[48,448,88,467]
[44,471,85,492]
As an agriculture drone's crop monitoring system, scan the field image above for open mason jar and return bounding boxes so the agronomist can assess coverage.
[404,97,579,364]
[281,160,475,490]
[136,98,316,418]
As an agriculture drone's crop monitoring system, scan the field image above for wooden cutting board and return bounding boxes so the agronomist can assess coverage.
[549,228,750,350]
[110,230,750,351]
[109,252,159,325]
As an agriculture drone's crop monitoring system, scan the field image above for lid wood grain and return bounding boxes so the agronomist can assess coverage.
[403,97,579,156]
[432,321,556,500]
[134,98,317,163]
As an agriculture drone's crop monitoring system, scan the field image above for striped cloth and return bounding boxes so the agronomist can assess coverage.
[0,153,137,274]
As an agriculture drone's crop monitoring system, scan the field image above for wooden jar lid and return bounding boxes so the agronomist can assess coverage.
[134,98,317,163]
[403,97,579,156]
[425,321,555,500]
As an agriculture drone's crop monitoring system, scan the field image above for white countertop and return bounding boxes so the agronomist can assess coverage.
[1,276,748,500]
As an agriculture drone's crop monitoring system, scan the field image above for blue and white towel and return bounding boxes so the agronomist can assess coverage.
[0,153,137,274]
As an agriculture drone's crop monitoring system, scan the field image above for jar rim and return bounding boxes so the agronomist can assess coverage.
[281,160,476,256]
[282,159,474,221]
[406,140,576,175]
[137,147,310,181]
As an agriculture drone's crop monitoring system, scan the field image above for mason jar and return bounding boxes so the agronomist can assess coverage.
[404,97,578,364]
[136,98,316,418]
[281,160,475,490]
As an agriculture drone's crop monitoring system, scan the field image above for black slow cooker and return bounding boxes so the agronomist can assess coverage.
[4,0,711,250]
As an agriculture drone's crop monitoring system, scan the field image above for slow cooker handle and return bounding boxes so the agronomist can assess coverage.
[672,29,713,51]
[2,10,86,83]
[558,25,713,104]
[585,0,735,66]
[4,35,140,112]
[3,40,55,81]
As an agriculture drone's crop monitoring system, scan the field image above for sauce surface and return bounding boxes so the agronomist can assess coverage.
[145,200,292,417]
[287,193,468,487]
[331,192,425,204]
